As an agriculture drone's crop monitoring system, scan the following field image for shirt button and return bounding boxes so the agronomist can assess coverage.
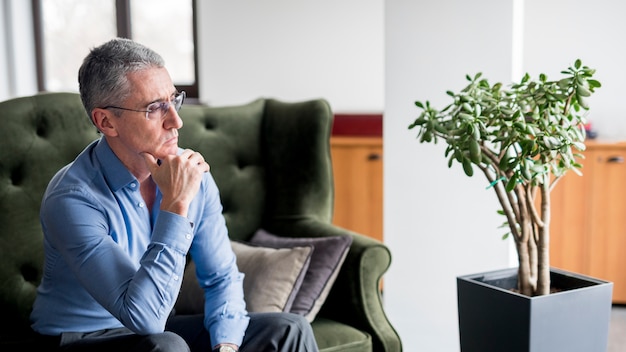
[185,234,192,240]
[138,202,145,208]
[130,182,137,188]
[173,275,180,281]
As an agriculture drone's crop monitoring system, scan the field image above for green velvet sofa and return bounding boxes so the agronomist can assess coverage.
[0,92,401,351]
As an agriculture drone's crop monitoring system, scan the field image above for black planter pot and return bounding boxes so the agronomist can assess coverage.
[457,267,613,352]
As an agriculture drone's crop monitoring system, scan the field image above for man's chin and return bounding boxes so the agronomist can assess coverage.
[162,145,180,156]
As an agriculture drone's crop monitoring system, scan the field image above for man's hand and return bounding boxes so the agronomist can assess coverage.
[141,149,210,217]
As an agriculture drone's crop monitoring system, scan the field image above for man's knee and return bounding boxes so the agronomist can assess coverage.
[139,331,190,352]
[250,312,318,351]
[259,312,310,332]
[282,313,311,333]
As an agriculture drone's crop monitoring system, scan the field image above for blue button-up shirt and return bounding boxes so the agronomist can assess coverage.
[30,137,249,345]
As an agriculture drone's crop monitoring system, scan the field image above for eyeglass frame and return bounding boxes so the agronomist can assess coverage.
[100,91,186,120]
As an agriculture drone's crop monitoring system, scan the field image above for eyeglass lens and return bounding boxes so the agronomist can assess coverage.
[147,91,186,120]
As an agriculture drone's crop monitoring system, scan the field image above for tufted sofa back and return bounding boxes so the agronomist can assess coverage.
[0,92,334,339]
[0,93,100,337]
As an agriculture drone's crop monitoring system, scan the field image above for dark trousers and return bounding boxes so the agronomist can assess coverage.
[35,312,319,352]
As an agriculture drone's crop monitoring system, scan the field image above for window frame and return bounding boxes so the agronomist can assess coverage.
[31,0,199,98]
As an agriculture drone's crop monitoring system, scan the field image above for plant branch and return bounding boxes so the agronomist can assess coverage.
[526,184,544,229]
[479,164,521,241]
[549,174,563,192]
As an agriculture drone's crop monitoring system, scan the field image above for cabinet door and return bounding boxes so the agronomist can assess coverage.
[330,137,383,242]
[550,144,626,303]
[549,166,589,275]
[587,148,626,302]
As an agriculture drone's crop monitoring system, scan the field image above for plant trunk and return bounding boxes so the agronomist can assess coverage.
[516,238,535,296]
[536,182,551,295]
[514,183,537,296]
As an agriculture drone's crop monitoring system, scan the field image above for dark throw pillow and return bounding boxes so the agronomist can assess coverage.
[249,229,353,322]
[175,240,313,314]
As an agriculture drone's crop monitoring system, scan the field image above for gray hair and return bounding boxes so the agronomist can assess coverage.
[78,38,165,120]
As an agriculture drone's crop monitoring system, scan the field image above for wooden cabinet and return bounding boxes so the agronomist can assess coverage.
[330,137,383,242]
[550,141,626,302]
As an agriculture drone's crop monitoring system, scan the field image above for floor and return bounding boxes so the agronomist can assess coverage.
[609,305,626,351]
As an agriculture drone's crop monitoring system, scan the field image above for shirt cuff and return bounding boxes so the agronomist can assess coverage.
[150,210,194,253]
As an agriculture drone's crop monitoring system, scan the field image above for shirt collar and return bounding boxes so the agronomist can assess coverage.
[94,137,138,192]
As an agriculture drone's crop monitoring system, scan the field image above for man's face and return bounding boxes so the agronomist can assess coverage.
[111,67,182,161]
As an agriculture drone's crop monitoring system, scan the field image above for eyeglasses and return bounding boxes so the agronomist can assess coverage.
[102,91,186,120]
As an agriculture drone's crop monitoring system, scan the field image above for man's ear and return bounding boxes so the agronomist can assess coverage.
[92,108,118,137]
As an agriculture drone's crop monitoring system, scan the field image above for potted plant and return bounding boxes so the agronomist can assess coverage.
[408,59,613,351]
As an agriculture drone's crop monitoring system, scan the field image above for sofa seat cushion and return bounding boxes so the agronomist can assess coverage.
[312,318,372,352]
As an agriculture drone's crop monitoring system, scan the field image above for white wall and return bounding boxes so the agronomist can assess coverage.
[195,0,384,113]
[523,0,626,141]
[384,1,513,350]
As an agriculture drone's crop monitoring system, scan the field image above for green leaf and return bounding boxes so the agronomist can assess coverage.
[472,126,481,140]
[462,157,474,176]
[459,112,474,120]
[577,85,591,97]
[414,116,428,125]
[588,79,602,88]
[578,96,589,109]
[505,176,517,192]
[415,101,424,108]
[499,154,510,170]
[558,78,572,89]
[521,161,532,180]
[434,122,448,134]
[474,103,482,117]
[452,149,461,162]
[469,139,481,164]
[573,141,586,151]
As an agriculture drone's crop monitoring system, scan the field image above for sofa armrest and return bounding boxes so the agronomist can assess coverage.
[266,218,402,352]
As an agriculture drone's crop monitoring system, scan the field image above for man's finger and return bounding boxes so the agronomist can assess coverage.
[141,152,159,171]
